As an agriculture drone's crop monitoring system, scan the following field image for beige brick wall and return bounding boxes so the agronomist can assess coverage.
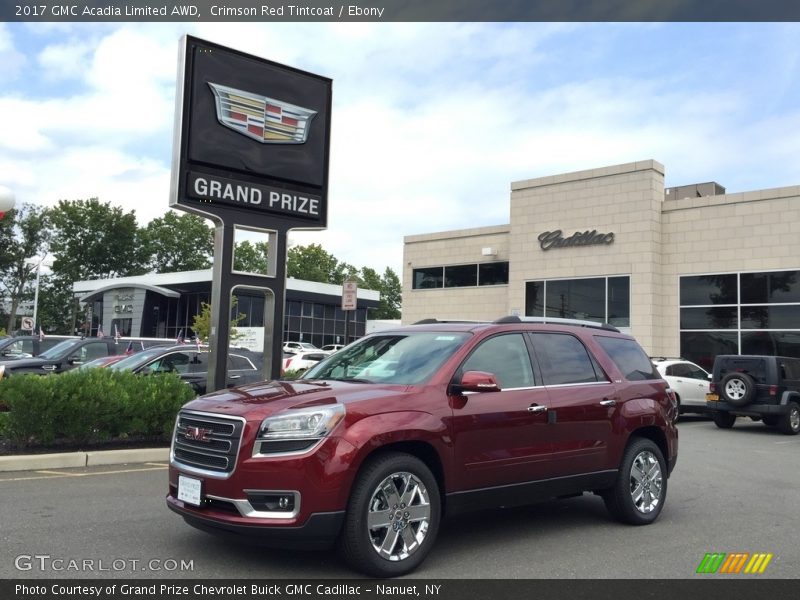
[403,225,510,324]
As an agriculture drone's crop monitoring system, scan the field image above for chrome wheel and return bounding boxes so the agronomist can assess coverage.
[724,378,746,401]
[629,450,663,514]
[366,471,431,562]
[790,406,800,432]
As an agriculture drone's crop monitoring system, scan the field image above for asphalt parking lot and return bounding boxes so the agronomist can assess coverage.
[1,416,798,579]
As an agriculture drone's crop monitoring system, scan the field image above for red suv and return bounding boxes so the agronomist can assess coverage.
[167,317,678,577]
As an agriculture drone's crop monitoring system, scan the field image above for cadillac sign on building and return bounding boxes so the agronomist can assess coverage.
[171,36,331,228]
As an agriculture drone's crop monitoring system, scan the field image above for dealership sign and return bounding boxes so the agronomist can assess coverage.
[170,35,331,229]
[538,229,615,251]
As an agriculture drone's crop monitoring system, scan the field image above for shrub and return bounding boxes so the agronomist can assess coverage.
[0,369,196,448]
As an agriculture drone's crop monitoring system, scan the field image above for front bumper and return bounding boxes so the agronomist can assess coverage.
[166,494,344,550]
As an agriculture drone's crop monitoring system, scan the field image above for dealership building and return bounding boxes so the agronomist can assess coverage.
[402,159,800,369]
[73,270,380,350]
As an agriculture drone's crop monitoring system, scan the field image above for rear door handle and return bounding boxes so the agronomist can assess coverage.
[600,399,617,407]
[528,405,548,413]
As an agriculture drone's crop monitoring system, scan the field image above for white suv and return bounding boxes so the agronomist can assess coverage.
[652,358,710,415]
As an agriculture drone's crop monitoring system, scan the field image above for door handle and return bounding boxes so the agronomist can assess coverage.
[528,405,547,413]
[600,399,617,407]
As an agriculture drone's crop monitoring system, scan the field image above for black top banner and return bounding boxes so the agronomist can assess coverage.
[3,0,800,22]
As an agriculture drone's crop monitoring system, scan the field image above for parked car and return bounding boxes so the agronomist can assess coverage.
[652,357,710,415]
[706,354,800,434]
[0,336,171,378]
[109,345,261,395]
[282,341,319,355]
[320,344,345,353]
[281,350,329,375]
[167,316,678,577]
[0,334,78,360]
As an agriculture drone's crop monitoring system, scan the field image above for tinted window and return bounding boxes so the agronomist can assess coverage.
[461,334,534,389]
[680,331,738,372]
[478,262,509,286]
[680,274,737,305]
[545,278,605,322]
[532,333,603,385]
[187,352,207,373]
[595,336,658,381]
[229,355,255,370]
[741,271,800,304]
[444,265,477,288]
[687,365,709,380]
[413,267,444,289]
[72,342,109,362]
[680,307,737,329]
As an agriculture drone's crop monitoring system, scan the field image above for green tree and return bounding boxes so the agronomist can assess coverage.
[141,211,213,273]
[233,240,270,274]
[356,266,402,319]
[287,243,357,284]
[0,204,51,332]
[47,198,147,334]
[191,299,246,342]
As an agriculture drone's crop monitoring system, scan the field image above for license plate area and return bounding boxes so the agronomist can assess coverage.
[177,474,203,507]
[706,393,719,402]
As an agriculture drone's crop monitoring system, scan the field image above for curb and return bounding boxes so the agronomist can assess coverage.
[0,447,169,472]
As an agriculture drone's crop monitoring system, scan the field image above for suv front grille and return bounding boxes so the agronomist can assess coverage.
[172,411,244,476]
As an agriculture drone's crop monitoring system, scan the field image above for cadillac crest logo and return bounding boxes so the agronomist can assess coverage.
[208,82,317,144]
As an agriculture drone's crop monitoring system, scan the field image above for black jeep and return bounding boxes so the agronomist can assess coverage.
[706,354,800,435]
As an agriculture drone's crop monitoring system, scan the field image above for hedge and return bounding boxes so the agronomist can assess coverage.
[0,369,196,448]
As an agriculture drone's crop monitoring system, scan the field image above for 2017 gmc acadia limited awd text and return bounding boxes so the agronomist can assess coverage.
[167,317,679,577]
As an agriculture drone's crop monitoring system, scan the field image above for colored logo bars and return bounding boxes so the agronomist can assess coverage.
[696,552,773,574]
[208,82,317,144]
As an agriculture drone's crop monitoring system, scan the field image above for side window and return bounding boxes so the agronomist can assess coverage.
[688,365,709,380]
[532,333,604,385]
[150,352,192,374]
[187,352,208,373]
[670,363,690,378]
[84,342,110,361]
[229,355,255,370]
[595,336,659,381]
[461,334,535,389]
[664,365,675,377]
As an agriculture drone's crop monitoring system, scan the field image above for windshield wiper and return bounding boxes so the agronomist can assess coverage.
[325,377,374,384]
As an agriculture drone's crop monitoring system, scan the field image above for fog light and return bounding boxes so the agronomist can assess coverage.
[279,496,290,509]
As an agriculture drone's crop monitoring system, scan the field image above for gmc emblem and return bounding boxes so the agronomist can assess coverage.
[185,426,213,442]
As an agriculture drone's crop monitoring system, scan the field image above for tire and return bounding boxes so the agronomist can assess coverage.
[719,372,755,406]
[339,452,441,577]
[779,402,800,436]
[603,437,667,526]
[762,416,779,427]
[712,411,736,429]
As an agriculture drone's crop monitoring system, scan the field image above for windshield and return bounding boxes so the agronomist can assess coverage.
[109,346,172,371]
[303,332,470,385]
[38,338,85,360]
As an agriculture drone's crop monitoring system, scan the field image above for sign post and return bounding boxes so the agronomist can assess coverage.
[342,279,357,344]
[170,36,331,391]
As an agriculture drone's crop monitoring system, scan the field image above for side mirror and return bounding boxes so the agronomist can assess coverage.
[452,370,501,394]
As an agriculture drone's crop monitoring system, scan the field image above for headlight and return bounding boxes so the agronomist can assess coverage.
[257,404,345,441]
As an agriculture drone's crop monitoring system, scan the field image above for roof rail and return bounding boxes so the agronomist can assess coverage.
[650,356,687,362]
[494,315,620,332]
[412,318,489,325]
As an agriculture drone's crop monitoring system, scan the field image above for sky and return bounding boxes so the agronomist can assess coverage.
[1,22,800,276]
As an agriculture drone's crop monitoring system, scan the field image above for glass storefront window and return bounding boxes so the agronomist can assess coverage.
[680,274,737,305]
[479,262,509,286]
[444,265,477,288]
[524,276,630,326]
[413,267,444,289]
[741,270,800,304]
[680,307,738,330]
